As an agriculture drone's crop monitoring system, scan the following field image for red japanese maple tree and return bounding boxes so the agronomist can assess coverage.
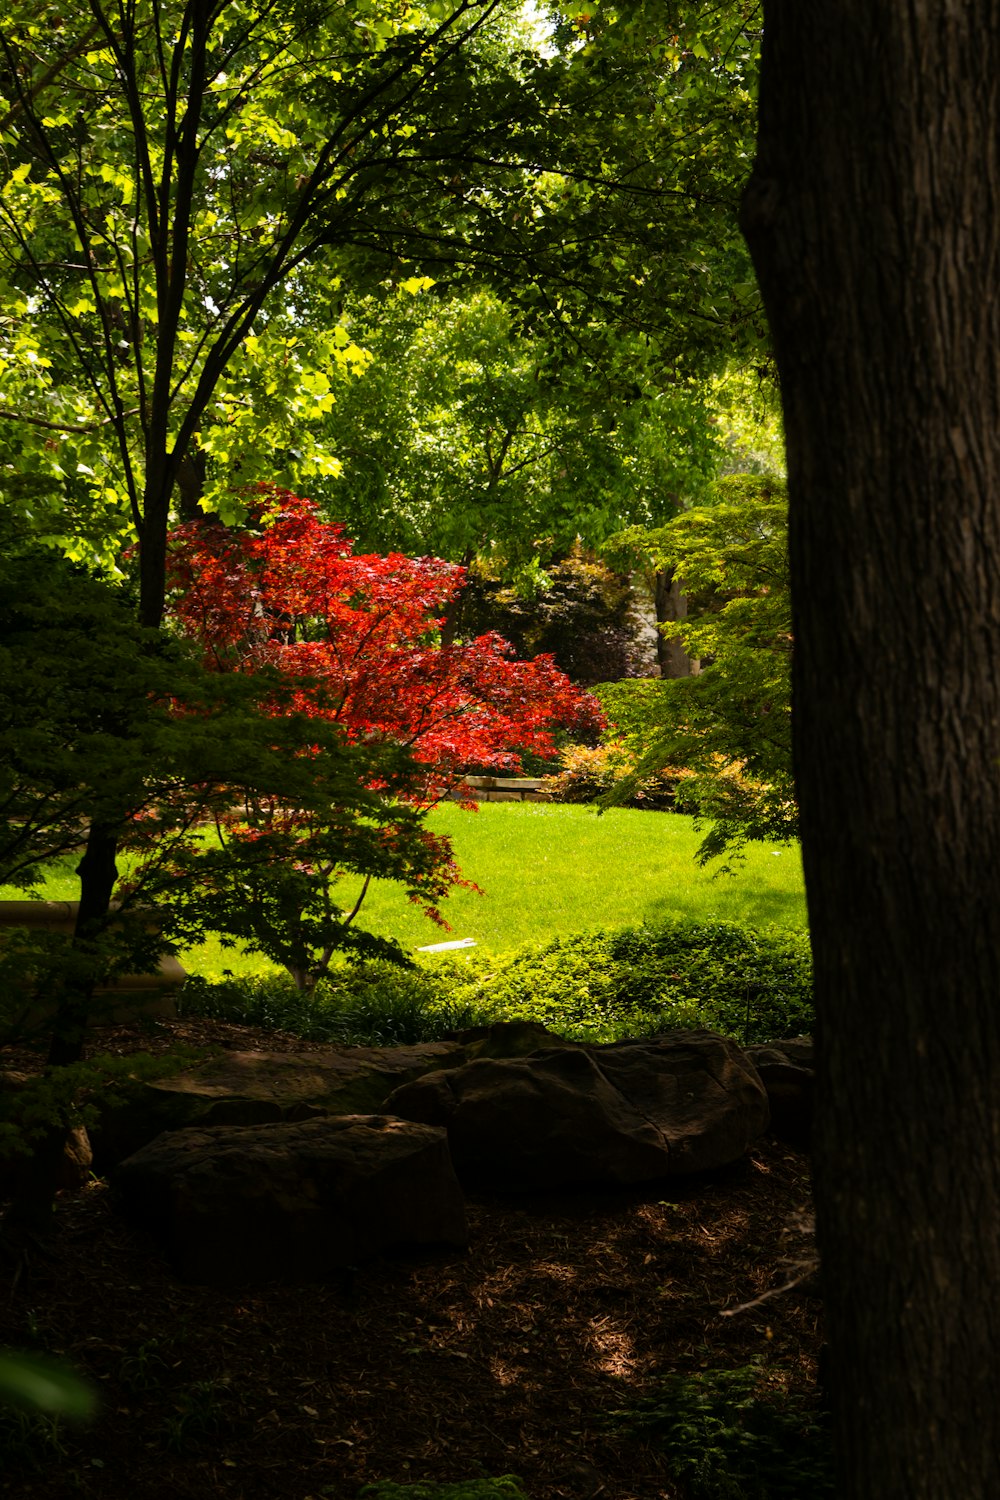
[166,488,601,793]
[156,488,601,987]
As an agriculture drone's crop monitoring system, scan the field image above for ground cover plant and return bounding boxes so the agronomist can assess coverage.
[177,914,812,1049]
[608,1364,834,1499]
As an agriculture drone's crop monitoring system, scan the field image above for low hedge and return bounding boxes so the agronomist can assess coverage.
[180,917,812,1049]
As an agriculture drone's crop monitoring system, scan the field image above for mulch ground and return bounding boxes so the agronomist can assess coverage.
[0,1019,821,1500]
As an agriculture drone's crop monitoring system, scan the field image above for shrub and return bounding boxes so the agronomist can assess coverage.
[447,921,813,1046]
[540,740,689,812]
[179,962,489,1046]
[607,1365,834,1499]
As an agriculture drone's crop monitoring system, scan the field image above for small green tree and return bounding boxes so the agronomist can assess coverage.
[601,475,794,864]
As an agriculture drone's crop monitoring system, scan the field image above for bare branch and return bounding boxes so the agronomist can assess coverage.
[0,405,139,433]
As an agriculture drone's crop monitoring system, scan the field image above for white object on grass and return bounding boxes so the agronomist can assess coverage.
[416,937,477,952]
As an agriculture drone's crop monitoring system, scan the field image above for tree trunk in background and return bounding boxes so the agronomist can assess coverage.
[654,569,698,677]
[175,446,208,523]
[742,5,1000,1495]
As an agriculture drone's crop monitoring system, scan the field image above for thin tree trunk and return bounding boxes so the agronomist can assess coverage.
[742,6,1000,1496]
[440,550,475,646]
[47,821,120,1068]
[175,445,208,523]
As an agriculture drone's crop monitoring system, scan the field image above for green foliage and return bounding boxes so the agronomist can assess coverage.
[159,1379,237,1455]
[451,922,813,1045]
[608,1365,834,1500]
[0,0,760,572]
[601,475,794,866]
[0,1403,67,1473]
[322,285,723,570]
[117,1340,171,1397]
[0,1049,203,1168]
[179,964,484,1047]
[0,1353,96,1420]
[358,1479,528,1500]
[0,1351,96,1475]
[180,918,813,1049]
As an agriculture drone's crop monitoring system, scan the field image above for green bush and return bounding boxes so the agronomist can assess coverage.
[608,1365,833,1499]
[359,1480,528,1500]
[447,920,813,1046]
[182,918,812,1049]
[179,962,488,1046]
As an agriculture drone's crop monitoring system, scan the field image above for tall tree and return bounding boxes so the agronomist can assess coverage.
[742,6,1000,1496]
[313,283,723,566]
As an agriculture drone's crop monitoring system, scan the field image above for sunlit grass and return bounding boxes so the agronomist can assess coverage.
[1,804,806,980]
[361,802,806,947]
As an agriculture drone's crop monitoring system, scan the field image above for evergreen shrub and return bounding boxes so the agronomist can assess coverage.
[450,921,812,1045]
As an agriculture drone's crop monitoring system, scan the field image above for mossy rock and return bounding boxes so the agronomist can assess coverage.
[359,1480,527,1500]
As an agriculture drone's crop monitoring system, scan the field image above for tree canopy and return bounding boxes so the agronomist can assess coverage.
[0,0,763,605]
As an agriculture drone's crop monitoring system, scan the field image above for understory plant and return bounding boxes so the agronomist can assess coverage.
[180,917,813,1048]
[608,1364,834,1499]
[179,964,487,1047]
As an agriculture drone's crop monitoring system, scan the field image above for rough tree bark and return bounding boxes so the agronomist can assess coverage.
[741,6,1000,1496]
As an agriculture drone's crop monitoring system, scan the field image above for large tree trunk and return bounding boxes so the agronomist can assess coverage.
[741,7,1000,1497]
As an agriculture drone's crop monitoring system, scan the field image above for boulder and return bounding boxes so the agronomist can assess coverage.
[91,1040,469,1171]
[92,1023,572,1171]
[384,1029,769,1190]
[445,1019,578,1060]
[114,1114,468,1284]
[746,1038,814,1145]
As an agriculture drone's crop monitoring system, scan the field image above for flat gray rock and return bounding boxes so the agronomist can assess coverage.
[93,1023,571,1170]
[92,1041,467,1169]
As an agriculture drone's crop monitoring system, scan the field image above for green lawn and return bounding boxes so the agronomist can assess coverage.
[2,803,807,981]
[366,800,805,943]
